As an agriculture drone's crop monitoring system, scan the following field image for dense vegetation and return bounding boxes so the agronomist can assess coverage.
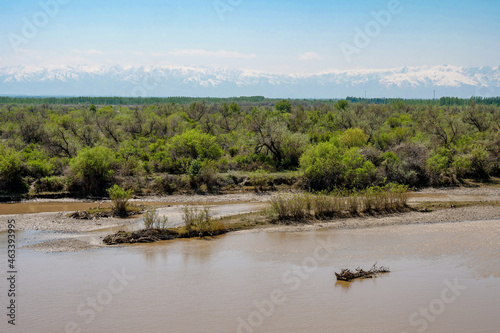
[1,98,499,197]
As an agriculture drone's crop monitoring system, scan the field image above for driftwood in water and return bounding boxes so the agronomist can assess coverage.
[335,263,390,282]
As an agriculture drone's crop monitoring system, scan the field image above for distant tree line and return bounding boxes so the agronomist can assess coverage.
[1,96,499,107]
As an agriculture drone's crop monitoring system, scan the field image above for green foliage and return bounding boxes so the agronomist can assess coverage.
[300,140,377,190]
[107,184,133,216]
[336,100,349,110]
[0,145,27,193]
[169,129,223,162]
[1,98,499,196]
[341,148,377,188]
[189,160,220,192]
[189,159,203,176]
[33,176,65,194]
[249,169,271,190]
[339,128,369,148]
[300,140,343,191]
[22,144,55,178]
[70,146,119,195]
[275,100,292,113]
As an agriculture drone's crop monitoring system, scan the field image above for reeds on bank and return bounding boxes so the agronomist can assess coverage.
[268,184,409,222]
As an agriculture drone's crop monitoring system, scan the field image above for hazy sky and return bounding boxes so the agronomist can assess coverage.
[1,0,499,73]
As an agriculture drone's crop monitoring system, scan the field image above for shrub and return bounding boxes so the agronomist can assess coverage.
[341,148,378,188]
[169,129,223,161]
[182,204,222,236]
[391,143,429,186]
[107,184,133,216]
[300,141,378,190]
[339,128,369,148]
[300,140,343,191]
[426,148,452,184]
[281,132,310,169]
[0,145,27,194]
[143,208,169,229]
[33,176,65,193]
[275,100,292,113]
[70,146,119,195]
[452,144,491,179]
[189,159,202,176]
[249,169,271,191]
[22,144,55,179]
[151,174,182,195]
[189,160,220,192]
[235,153,274,171]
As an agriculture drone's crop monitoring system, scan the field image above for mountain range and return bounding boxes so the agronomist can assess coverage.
[0,65,499,99]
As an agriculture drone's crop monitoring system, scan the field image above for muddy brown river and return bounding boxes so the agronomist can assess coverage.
[1,217,499,333]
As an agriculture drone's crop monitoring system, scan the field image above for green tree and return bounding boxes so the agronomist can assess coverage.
[275,100,292,113]
[300,140,343,191]
[0,145,26,193]
[251,109,308,169]
[70,146,119,195]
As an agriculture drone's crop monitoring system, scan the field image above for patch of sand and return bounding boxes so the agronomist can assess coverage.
[22,239,103,252]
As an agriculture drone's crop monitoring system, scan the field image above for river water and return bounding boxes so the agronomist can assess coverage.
[1,218,500,332]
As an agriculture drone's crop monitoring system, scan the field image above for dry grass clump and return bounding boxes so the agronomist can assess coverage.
[269,184,409,222]
[143,208,169,229]
[182,204,225,236]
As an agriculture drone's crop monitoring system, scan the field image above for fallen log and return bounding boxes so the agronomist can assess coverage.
[335,263,390,282]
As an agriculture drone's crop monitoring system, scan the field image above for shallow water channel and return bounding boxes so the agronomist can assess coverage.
[1,215,500,332]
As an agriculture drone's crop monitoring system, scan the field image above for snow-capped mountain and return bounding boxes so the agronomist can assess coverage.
[0,65,499,98]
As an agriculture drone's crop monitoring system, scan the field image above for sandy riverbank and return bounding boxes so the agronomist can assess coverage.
[2,188,500,252]
[246,205,500,233]
[23,238,103,252]
[0,211,139,233]
[2,188,499,233]
[12,192,274,204]
[0,193,273,232]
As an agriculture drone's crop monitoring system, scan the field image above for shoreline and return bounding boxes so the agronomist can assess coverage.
[7,204,500,253]
[1,187,499,234]
[3,185,500,205]
[242,205,500,234]
[2,187,500,252]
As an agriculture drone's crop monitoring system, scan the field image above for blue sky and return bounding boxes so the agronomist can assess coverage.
[1,0,499,73]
